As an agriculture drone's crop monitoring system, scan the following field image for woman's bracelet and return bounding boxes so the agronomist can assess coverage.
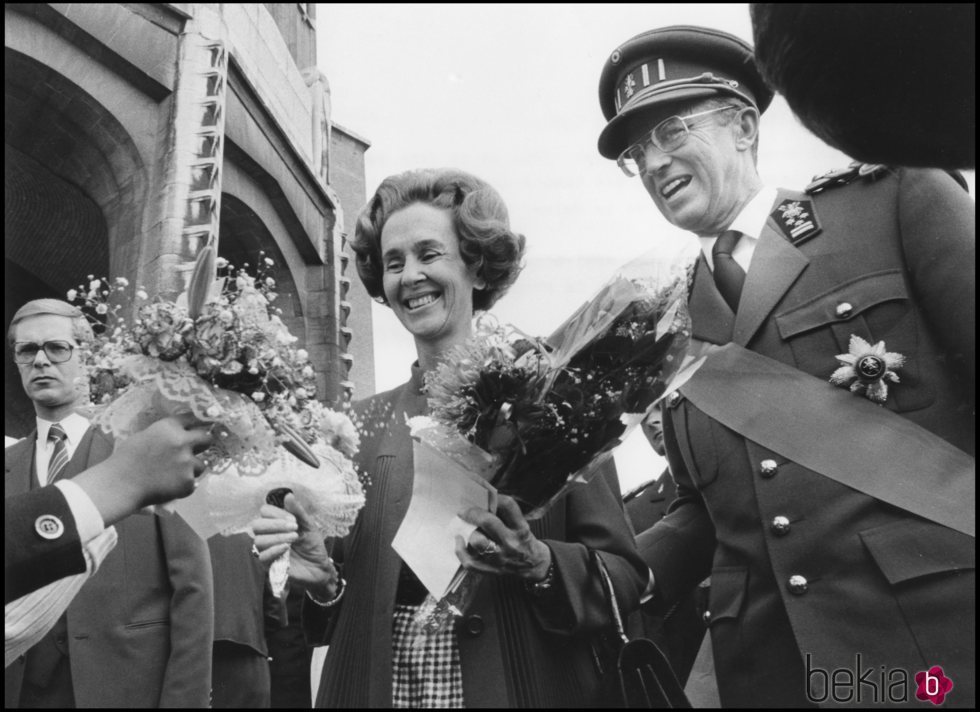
[525,560,555,595]
[306,577,347,608]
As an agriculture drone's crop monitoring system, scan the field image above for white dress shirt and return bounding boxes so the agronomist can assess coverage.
[698,186,778,274]
[35,412,91,486]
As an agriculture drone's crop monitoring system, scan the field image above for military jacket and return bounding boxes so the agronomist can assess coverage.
[638,167,975,707]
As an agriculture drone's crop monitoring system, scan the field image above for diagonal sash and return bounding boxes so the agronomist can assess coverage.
[678,343,975,537]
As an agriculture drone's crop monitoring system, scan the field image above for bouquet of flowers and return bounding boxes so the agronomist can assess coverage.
[406,245,700,632]
[72,244,365,594]
[75,245,321,474]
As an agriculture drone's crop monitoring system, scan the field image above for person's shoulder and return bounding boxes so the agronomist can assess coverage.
[804,162,895,196]
[352,383,403,413]
[5,433,34,463]
[806,163,969,198]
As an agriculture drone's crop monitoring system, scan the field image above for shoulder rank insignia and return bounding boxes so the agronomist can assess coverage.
[806,161,890,195]
[770,198,821,245]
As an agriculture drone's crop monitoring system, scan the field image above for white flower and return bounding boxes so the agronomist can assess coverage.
[296,349,309,363]
[89,279,102,292]
[251,391,266,403]
[216,257,229,269]
[136,289,149,301]
[114,277,129,287]
[95,304,109,315]
[264,257,274,267]
[67,289,77,301]
[302,365,315,379]
[295,387,309,400]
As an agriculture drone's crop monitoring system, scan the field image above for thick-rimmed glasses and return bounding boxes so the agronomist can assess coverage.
[617,106,738,177]
[12,341,76,364]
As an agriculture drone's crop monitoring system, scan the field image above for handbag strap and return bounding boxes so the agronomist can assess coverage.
[591,550,629,645]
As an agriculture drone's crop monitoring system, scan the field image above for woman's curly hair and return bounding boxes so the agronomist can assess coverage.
[350,168,526,312]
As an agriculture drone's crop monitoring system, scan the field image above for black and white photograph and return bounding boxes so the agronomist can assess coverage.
[5,3,975,708]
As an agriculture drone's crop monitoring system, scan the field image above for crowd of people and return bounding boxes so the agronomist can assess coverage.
[6,18,974,710]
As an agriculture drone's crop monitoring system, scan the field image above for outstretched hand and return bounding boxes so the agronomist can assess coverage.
[74,413,213,526]
[456,495,551,582]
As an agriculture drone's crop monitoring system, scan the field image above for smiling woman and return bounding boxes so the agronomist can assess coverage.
[378,203,485,368]
[249,167,649,707]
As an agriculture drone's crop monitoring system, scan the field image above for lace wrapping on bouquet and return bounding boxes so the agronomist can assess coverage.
[89,355,279,474]
[207,442,365,539]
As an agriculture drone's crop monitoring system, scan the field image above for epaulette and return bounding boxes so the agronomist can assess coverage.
[805,161,890,195]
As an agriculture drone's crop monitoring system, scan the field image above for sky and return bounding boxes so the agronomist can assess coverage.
[316,4,974,491]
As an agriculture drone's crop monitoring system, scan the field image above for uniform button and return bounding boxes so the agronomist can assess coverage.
[835,302,853,318]
[771,516,791,536]
[463,614,484,637]
[759,459,778,478]
[787,575,808,595]
[35,515,65,540]
[665,392,681,409]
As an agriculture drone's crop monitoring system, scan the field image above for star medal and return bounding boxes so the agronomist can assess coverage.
[830,335,905,404]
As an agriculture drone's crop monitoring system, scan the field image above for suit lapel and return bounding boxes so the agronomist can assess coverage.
[733,193,810,346]
[4,432,38,495]
[690,254,736,344]
[63,426,98,480]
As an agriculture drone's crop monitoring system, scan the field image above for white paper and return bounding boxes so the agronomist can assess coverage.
[392,438,497,599]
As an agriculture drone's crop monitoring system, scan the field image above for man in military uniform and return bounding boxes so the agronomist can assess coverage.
[596,25,975,707]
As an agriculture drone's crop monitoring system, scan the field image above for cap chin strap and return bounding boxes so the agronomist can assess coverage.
[619,72,753,114]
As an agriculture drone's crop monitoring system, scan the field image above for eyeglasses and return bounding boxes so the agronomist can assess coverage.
[617,106,738,177]
[12,341,77,364]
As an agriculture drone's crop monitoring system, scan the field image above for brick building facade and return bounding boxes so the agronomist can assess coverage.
[5,3,374,436]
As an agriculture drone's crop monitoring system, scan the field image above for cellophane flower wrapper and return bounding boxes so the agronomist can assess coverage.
[410,243,700,636]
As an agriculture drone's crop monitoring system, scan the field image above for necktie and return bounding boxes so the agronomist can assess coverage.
[47,424,70,484]
[712,230,746,312]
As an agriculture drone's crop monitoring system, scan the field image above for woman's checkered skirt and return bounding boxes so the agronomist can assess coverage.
[391,603,464,708]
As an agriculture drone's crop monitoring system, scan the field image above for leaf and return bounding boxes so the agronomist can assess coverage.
[187,239,217,319]
[276,421,320,468]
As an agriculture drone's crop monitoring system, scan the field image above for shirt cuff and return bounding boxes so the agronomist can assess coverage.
[54,479,106,544]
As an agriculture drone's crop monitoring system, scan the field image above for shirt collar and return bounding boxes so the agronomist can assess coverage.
[36,412,90,447]
[727,186,778,240]
[698,186,777,263]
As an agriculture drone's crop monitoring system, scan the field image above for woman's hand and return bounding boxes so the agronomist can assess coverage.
[250,493,340,600]
[456,495,552,582]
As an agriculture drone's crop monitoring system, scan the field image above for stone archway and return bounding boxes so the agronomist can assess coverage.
[5,48,145,436]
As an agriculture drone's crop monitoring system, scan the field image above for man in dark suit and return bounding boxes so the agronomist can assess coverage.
[596,26,975,707]
[209,533,271,708]
[6,416,212,604]
[5,299,215,707]
[624,405,705,688]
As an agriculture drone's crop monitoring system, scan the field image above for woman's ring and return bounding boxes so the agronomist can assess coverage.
[478,540,499,558]
[250,544,261,559]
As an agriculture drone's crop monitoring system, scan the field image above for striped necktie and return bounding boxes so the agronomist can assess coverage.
[47,423,70,484]
[712,229,746,312]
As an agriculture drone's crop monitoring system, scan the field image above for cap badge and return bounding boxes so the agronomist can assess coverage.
[770,199,821,245]
[624,73,636,98]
